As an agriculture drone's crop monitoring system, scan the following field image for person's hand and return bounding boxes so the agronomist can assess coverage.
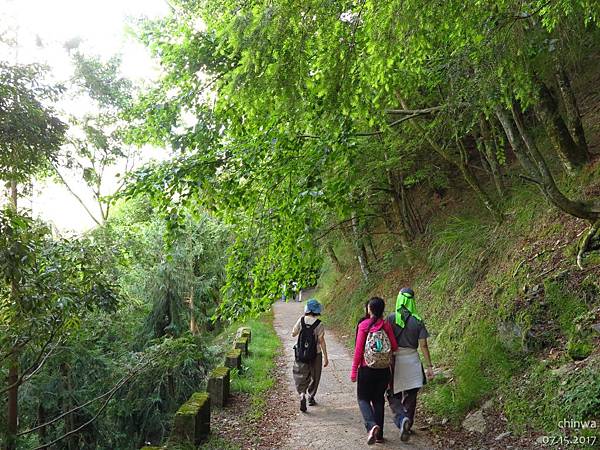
[323,357,329,368]
[425,366,434,380]
[351,376,357,383]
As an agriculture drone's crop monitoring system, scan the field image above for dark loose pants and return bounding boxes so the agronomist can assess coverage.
[357,367,390,439]
[293,353,322,397]
[358,397,385,437]
[388,387,420,429]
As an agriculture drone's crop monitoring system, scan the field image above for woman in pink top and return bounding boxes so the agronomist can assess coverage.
[351,297,398,445]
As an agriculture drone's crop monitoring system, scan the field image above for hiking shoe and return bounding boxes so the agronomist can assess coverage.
[375,437,385,444]
[300,396,307,412]
[367,425,380,445]
[308,396,316,406]
[400,417,410,442]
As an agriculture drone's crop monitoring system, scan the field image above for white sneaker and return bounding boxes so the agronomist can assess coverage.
[367,425,380,445]
[400,417,410,442]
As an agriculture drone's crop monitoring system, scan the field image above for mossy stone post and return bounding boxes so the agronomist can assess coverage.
[225,348,242,371]
[170,392,210,446]
[234,335,249,356]
[237,326,251,344]
[207,366,230,407]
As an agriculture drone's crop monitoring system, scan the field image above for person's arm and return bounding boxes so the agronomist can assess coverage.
[291,318,301,337]
[319,335,329,367]
[419,338,434,379]
[351,325,367,382]
[384,321,398,352]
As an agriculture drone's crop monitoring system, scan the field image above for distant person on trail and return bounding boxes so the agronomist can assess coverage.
[291,281,299,302]
[292,298,329,412]
[280,283,287,302]
[351,297,398,445]
[386,287,433,441]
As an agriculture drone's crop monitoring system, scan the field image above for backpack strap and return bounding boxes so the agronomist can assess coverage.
[301,317,321,330]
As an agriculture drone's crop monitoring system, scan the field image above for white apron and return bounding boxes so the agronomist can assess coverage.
[393,347,423,394]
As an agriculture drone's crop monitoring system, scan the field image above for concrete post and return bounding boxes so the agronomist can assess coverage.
[207,366,230,407]
[169,392,211,446]
[225,348,242,371]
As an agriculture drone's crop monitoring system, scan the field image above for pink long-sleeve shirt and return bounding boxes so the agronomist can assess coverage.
[351,318,398,381]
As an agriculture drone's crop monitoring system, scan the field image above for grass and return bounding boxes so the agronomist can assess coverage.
[317,176,600,435]
[422,319,516,422]
[199,311,280,449]
[198,436,241,450]
[502,354,600,443]
[229,311,280,420]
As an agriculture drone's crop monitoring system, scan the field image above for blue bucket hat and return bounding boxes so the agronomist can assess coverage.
[305,298,322,315]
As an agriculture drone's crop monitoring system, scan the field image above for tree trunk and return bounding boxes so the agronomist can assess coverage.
[10,180,17,209]
[6,182,19,450]
[479,117,505,198]
[351,212,370,279]
[366,234,377,261]
[457,138,503,222]
[381,207,396,235]
[60,363,76,450]
[188,287,198,335]
[399,98,502,221]
[383,152,413,260]
[7,357,19,450]
[495,106,538,176]
[37,402,48,450]
[326,243,343,273]
[555,66,588,155]
[536,80,588,172]
[167,371,176,411]
[405,186,425,234]
[398,178,414,239]
[509,100,600,220]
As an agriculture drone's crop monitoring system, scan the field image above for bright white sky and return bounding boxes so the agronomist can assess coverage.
[0,0,171,232]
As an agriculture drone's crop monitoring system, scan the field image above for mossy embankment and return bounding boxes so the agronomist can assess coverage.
[318,168,600,446]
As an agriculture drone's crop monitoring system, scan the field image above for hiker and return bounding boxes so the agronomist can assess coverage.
[386,287,433,441]
[292,298,329,412]
[280,282,287,302]
[351,297,398,445]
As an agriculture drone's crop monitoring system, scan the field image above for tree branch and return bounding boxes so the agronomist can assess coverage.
[518,174,543,186]
[30,368,137,450]
[354,113,427,137]
[19,354,156,439]
[52,163,102,226]
[0,333,34,364]
[0,331,62,396]
[385,105,446,115]
[315,214,381,241]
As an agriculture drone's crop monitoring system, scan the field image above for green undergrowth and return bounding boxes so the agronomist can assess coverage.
[197,436,241,450]
[199,312,280,450]
[502,355,600,437]
[319,177,600,434]
[229,312,280,420]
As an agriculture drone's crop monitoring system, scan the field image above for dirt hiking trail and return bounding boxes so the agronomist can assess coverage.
[273,300,433,450]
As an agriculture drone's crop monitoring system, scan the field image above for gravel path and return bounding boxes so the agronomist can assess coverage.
[273,300,433,450]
